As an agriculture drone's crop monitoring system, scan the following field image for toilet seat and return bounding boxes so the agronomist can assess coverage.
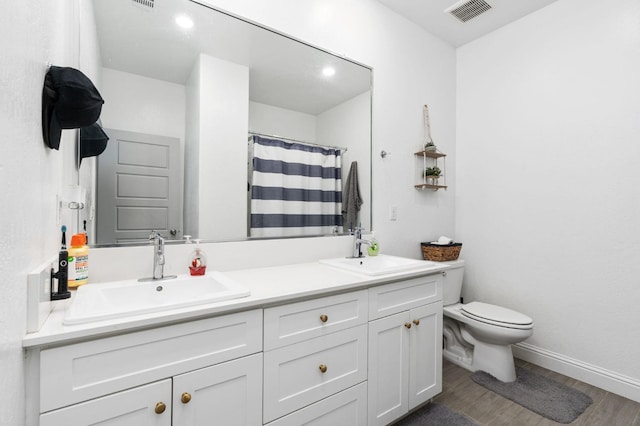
[461,302,533,330]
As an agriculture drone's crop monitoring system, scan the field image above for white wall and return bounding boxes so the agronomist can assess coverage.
[203,0,457,258]
[249,101,317,142]
[456,0,640,400]
[184,58,202,238]
[100,68,186,139]
[0,1,79,424]
[196,54,249,240]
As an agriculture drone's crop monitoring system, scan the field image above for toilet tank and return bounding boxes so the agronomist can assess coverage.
[442,259,465,306]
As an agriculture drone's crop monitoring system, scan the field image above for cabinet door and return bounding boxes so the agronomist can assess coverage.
[172,353,262,426]
[367,311,411,426]
[409,302,443,409]
[40,379,171,426]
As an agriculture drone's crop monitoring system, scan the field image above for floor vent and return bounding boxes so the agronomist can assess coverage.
[131,0,154,9]
[445,0,492,23]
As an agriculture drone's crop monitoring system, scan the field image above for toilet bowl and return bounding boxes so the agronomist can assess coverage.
[441,260,533,382]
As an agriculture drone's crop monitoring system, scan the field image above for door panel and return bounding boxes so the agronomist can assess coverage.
[97,129,183,244]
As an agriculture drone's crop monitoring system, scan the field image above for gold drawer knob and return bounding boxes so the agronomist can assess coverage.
[181,392,192,404]
[405,322,412,329]
[320,314,328,323]
[155,402,166,414]
[413,319,420,326]
[319,364,328,373]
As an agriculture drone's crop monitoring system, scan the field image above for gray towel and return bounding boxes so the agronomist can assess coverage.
[342,161,363,229]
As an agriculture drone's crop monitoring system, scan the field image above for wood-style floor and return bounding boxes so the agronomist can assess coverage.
[433,359,640,425]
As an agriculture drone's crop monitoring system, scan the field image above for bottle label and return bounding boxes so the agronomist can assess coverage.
[68,254,89,282]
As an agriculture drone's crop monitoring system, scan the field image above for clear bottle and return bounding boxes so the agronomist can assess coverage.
[188,240,207,276]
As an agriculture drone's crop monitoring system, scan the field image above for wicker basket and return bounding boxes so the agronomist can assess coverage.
[420,242,462,262]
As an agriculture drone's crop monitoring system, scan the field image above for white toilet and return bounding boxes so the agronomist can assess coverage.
[441,260,533,382]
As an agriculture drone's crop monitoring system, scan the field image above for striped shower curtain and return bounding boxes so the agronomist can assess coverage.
[250,136,343,238]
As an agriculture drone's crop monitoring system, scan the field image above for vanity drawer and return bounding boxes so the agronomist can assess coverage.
[266,382,367,426]
[368,274,442,320]
[264,290,368,350]
[263,324,368,423]
[40,309,262,413]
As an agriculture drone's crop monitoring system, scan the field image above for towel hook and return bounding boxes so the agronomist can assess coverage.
[380,150,391,158]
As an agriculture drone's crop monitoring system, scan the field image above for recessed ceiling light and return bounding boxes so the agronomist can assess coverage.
[322,66,336,77]
[176,15,194,29]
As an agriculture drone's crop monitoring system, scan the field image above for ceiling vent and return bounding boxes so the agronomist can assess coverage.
[445,0,492,23]
[131,0,154,10]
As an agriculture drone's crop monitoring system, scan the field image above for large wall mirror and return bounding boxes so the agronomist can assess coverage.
[79,0,372,246]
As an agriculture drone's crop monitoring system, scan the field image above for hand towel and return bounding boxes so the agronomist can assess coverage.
[342,161,363,229]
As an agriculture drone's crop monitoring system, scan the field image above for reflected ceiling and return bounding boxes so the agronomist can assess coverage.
[93,0,371,115]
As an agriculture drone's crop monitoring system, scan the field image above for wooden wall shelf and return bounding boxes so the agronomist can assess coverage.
[415,183,448,191]
[414,150,446,159]
[414,150,447,191]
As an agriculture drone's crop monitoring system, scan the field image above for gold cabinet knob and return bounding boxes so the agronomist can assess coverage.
[413,319,420,326]
[319,364,328,373]
[405,322,412,329]
[181,392,192,404]
[320,314,328,323]
[155,402,166,414]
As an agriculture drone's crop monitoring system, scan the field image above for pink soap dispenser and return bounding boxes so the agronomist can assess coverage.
[188,239,207,276]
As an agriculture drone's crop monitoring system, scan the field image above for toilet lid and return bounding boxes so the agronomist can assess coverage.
[461,302,533,329]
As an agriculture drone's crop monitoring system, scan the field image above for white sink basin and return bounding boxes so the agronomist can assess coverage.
[64,272,250,325]
[319,254,442,276]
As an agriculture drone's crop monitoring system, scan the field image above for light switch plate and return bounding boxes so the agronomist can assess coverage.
[26,257,56,333]
[389,205,398,221]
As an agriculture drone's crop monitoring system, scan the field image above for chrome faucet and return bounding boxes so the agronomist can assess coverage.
[351,226,373,258]
[151,230,166,279]
[139,231,177,282]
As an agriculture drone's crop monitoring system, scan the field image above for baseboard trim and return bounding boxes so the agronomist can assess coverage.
[513,342,640,403]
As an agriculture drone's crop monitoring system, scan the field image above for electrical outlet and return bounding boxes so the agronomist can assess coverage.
[389,205,398,221]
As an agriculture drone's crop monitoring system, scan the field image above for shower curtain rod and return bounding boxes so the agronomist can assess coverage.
[248,131,348,153]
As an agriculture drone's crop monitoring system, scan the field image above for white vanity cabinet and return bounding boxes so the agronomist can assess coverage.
[36,309,263,426]
[28,268,447,426]
[367,274,443,426]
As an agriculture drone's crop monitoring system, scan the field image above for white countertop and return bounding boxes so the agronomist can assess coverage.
[23,261,450,349]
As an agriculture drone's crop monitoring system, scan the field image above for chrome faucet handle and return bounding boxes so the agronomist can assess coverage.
[148,230,165,243]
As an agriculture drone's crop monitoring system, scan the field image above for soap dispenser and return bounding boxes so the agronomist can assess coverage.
[188,240,207,276]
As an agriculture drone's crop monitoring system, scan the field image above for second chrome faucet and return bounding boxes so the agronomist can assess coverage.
[351,226,373,258]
